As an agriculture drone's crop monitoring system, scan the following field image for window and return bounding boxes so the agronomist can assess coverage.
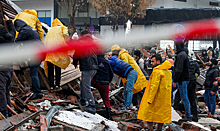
[174,0,186,2]
[188,40,213,51]
[209,2,219,6]
[37,10,51,26]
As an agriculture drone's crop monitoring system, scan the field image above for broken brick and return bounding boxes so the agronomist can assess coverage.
[181,122,192,130]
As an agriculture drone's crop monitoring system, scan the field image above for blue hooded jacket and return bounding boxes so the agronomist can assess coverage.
[109,55,133,78]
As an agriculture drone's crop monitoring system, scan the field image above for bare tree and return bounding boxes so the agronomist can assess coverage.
[55,0,88,29]
[88,0,157,31]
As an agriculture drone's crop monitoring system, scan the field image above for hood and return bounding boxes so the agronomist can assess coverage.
[119,49,128,56]
[201,49,208,57]
[175,43,185,53]
[14,19,27,32]
[23,9,37,17]
[52,18,63,27]
[154,60,172,70]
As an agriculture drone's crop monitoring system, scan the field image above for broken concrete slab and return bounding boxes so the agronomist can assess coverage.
[197,118,220,127]
[171,107,182,122]
[54,110,119,131]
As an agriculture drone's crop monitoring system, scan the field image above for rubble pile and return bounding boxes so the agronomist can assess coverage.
[1,67,220,131]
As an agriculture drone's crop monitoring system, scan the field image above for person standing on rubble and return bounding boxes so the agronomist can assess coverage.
[174,48,200,122]
[203,58,219,118]
[0,15,15,118]
[44,18,70,90]
[73,30,98,115]
[173,41,191,122]
[111,45,148,98]
[14,19,43,100]
[91,52,113,119]
[207,47,213,59]
[137,54,172,131]
[108,52,138,111]
[133,50,144,69]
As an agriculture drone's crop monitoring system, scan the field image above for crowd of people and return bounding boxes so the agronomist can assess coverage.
[1,9,220,130]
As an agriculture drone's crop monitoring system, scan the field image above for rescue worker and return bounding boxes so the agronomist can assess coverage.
[14,19,43,100]
[92,52,113,119]
[0,15,15,117]
[133,50,144,69]
[73,30,98,114]
[207,47,213,59]
[203,58,219,118]
[137,54,172,131]
[44,18,70,90]
[109,52,138,111]
[173,41,191,122]
[111,45,148,95]
[201,49,209,63]
[13,9,44,42]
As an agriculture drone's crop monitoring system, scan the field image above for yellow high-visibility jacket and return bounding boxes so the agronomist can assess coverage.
[137,60,172,123]
[13,12,44,42]
[118,49,148,94]
[44,18,70,76]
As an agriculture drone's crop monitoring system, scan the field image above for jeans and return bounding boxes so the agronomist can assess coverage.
[80,70,97,106]
[30,64,41,93]
[177,81,191,117]
[124,70,138,107]
[187,80,197,115]
[91,79,111,108]
[0,68,13,116]
[204,89,216,114]
[47,62,61,87]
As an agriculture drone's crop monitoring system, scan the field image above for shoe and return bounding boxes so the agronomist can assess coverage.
[84,105,96,115]
[178,116,192,122]
[106,108,112,120]
[29,93,43,100]
[192,113,198,122]
[118,106,131,112]
[79,99,89,106]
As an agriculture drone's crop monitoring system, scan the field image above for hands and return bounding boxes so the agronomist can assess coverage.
[216,77,220,81]
[3,15,9,21]
[173,82,176,87]
[211,91,215,95]
[213,81,218,86]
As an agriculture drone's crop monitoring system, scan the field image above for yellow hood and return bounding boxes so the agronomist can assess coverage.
[23,9,37,17]
[111,44,120,52]
[154,60,172,70]
[52,18,63,27]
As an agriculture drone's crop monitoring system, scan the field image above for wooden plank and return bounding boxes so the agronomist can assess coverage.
[38,68,51,90]
[13,72,25,93]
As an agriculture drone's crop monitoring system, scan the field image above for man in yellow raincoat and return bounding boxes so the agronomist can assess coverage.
[137,54,172,131]
[111,45,148,94]
[44,18,70,90]
[13,9,44,42]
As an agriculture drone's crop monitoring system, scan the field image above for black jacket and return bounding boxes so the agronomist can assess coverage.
[201,49,209,63]
[0,20,15,69]
[14,19,41,42]
[0,20,15,43]
[73,35,98,71]
[173,45,189,83]
[92,55,113,85]
[203,65,219,92]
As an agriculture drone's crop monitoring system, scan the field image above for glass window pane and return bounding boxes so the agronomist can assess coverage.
[38,11,45,17]
[79,12,87,17]
[46,11,51,17]
[159,40,174,50]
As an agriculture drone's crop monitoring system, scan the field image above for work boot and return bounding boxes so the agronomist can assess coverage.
[29,93,43,100]
[84,105,96,115]
[106,108,112,120]
[192,113,198,122]
[178,116,192,122]
[79,98,89,106]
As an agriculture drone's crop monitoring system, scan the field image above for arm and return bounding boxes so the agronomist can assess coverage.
[173,55,184,83]
[195,62,200,77]
[36,19,44,42]
[147,70,161,104]
[6,20,15,39]
[212,70,219,92]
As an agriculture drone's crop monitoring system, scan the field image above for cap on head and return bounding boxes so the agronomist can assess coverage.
[111,45,120,52]
[150,49,156,54]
